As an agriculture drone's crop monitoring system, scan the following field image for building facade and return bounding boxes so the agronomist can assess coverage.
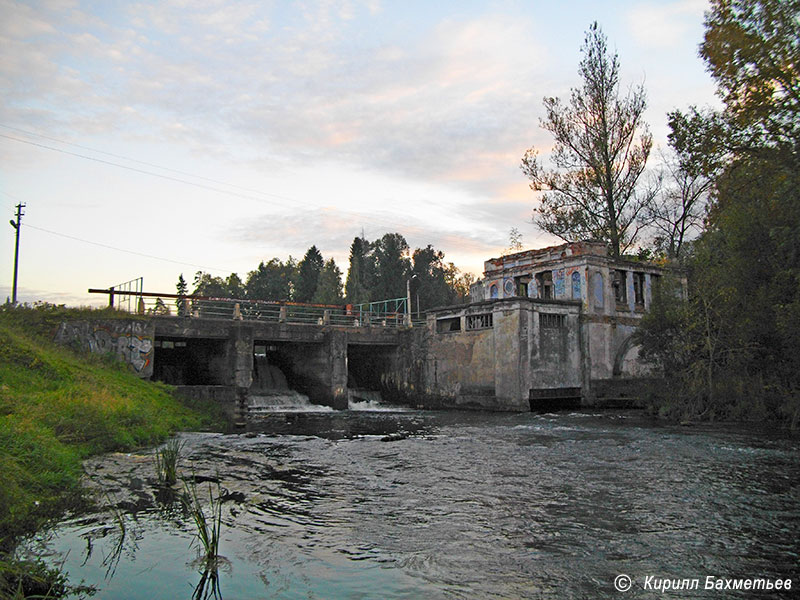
[423,241,680,410]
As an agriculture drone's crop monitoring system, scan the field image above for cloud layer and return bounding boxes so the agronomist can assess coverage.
[0,1,718,302]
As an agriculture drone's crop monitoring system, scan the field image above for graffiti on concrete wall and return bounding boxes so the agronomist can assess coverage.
[88,326,153,373]
[54,320,154,377]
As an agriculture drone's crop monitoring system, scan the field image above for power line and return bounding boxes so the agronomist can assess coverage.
[0,125,503,253]
[25,223,234,274]
[0,123,307,207]
[0,132,289,207]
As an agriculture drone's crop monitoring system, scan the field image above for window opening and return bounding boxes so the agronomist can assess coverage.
[535,271,553,299]
[613,270,627,304]
[436,316,462,333]
[633,273,645,305]
[571,271,581,300]
[539,313,566,329]
[514,275,531,297]
[466,313,493,330]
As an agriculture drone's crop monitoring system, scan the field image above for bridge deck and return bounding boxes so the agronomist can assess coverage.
[152,315,403,345]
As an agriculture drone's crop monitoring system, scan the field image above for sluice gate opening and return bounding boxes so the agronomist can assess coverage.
[153,337,227,385]
[251,340,333,410]
[528,387,582,412]
[347,344,400,408]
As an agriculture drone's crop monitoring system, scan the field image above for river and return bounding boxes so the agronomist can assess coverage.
[24,409,799,599]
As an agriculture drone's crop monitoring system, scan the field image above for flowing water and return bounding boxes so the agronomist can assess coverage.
[23,410,799,599]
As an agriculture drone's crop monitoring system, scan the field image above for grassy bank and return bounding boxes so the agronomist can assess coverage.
[0,305,222,595]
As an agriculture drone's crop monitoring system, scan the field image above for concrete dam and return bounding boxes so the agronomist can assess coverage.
[62,242,675,417]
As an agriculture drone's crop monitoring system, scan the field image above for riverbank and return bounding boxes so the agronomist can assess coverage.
[0,305,224,596]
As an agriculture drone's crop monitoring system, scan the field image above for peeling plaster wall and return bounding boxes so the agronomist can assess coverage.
[424,311,498,408]
[528,306,582,391]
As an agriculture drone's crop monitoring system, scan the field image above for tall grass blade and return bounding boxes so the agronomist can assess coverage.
[155,438,184,486]
[182,478,223,564]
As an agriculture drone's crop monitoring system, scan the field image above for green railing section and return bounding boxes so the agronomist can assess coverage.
[90,289,419,328]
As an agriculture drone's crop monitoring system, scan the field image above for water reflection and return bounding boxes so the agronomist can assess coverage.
[190,556,230,600]
[23,410,800,599]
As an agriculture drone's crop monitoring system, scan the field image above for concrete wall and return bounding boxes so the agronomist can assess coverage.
[470,242,683,395]
[421,298,582,410]
[528,304,583,392]
[152,317,365,410]
[54,319,154,378]
[55,304,651,414]
[424,307,498,408]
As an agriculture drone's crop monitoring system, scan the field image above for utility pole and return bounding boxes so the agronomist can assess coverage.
[9,203,25,305]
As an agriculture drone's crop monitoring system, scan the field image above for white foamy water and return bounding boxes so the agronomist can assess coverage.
[348,389,412,411]
[248,391,334,413]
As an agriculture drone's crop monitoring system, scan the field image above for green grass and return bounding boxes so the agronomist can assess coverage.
[0,304,225,595]
[183,479,223,563]
[155,438,184,486]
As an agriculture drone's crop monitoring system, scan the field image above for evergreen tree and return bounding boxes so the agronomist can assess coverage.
[412,245,455,311]
[313,259,344,304]
[294,245,324,303]
[371,233,411,300]
[345,236,372,304]
[175,273,188,315]
[150,297,170,315]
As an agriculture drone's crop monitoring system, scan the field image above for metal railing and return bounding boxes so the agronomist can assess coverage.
[108,277,143,313]
[88,288,416,328]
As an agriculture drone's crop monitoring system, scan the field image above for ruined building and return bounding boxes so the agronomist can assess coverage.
[58,241,682,416]
[422,241,681,410]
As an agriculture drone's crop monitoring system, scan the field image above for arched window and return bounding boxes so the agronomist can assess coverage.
[571,271,581,300]
[590,272,604,309]
[490,284,499,299]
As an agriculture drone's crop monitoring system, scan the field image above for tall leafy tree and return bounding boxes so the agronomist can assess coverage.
[412,245,455,311]
[521,22,654,257]
[450,270,475,304]
[700,0,799,156]
[637,0,800,424]
[371,233,411,300]
[645,145,712,260]
[313,258,344,304]
[294,245,325,303]
[225,273,245,299]
[192,272,229,297]
[246,258,294,301]
[192,271,238,317]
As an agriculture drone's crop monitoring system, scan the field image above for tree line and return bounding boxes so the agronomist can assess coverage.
[522,1,798,425]
[178,232,473,312]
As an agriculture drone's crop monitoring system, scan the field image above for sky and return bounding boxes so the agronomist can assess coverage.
[0,0,720,307]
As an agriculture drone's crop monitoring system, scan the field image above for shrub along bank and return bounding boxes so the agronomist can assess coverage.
[0,305,222,596]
